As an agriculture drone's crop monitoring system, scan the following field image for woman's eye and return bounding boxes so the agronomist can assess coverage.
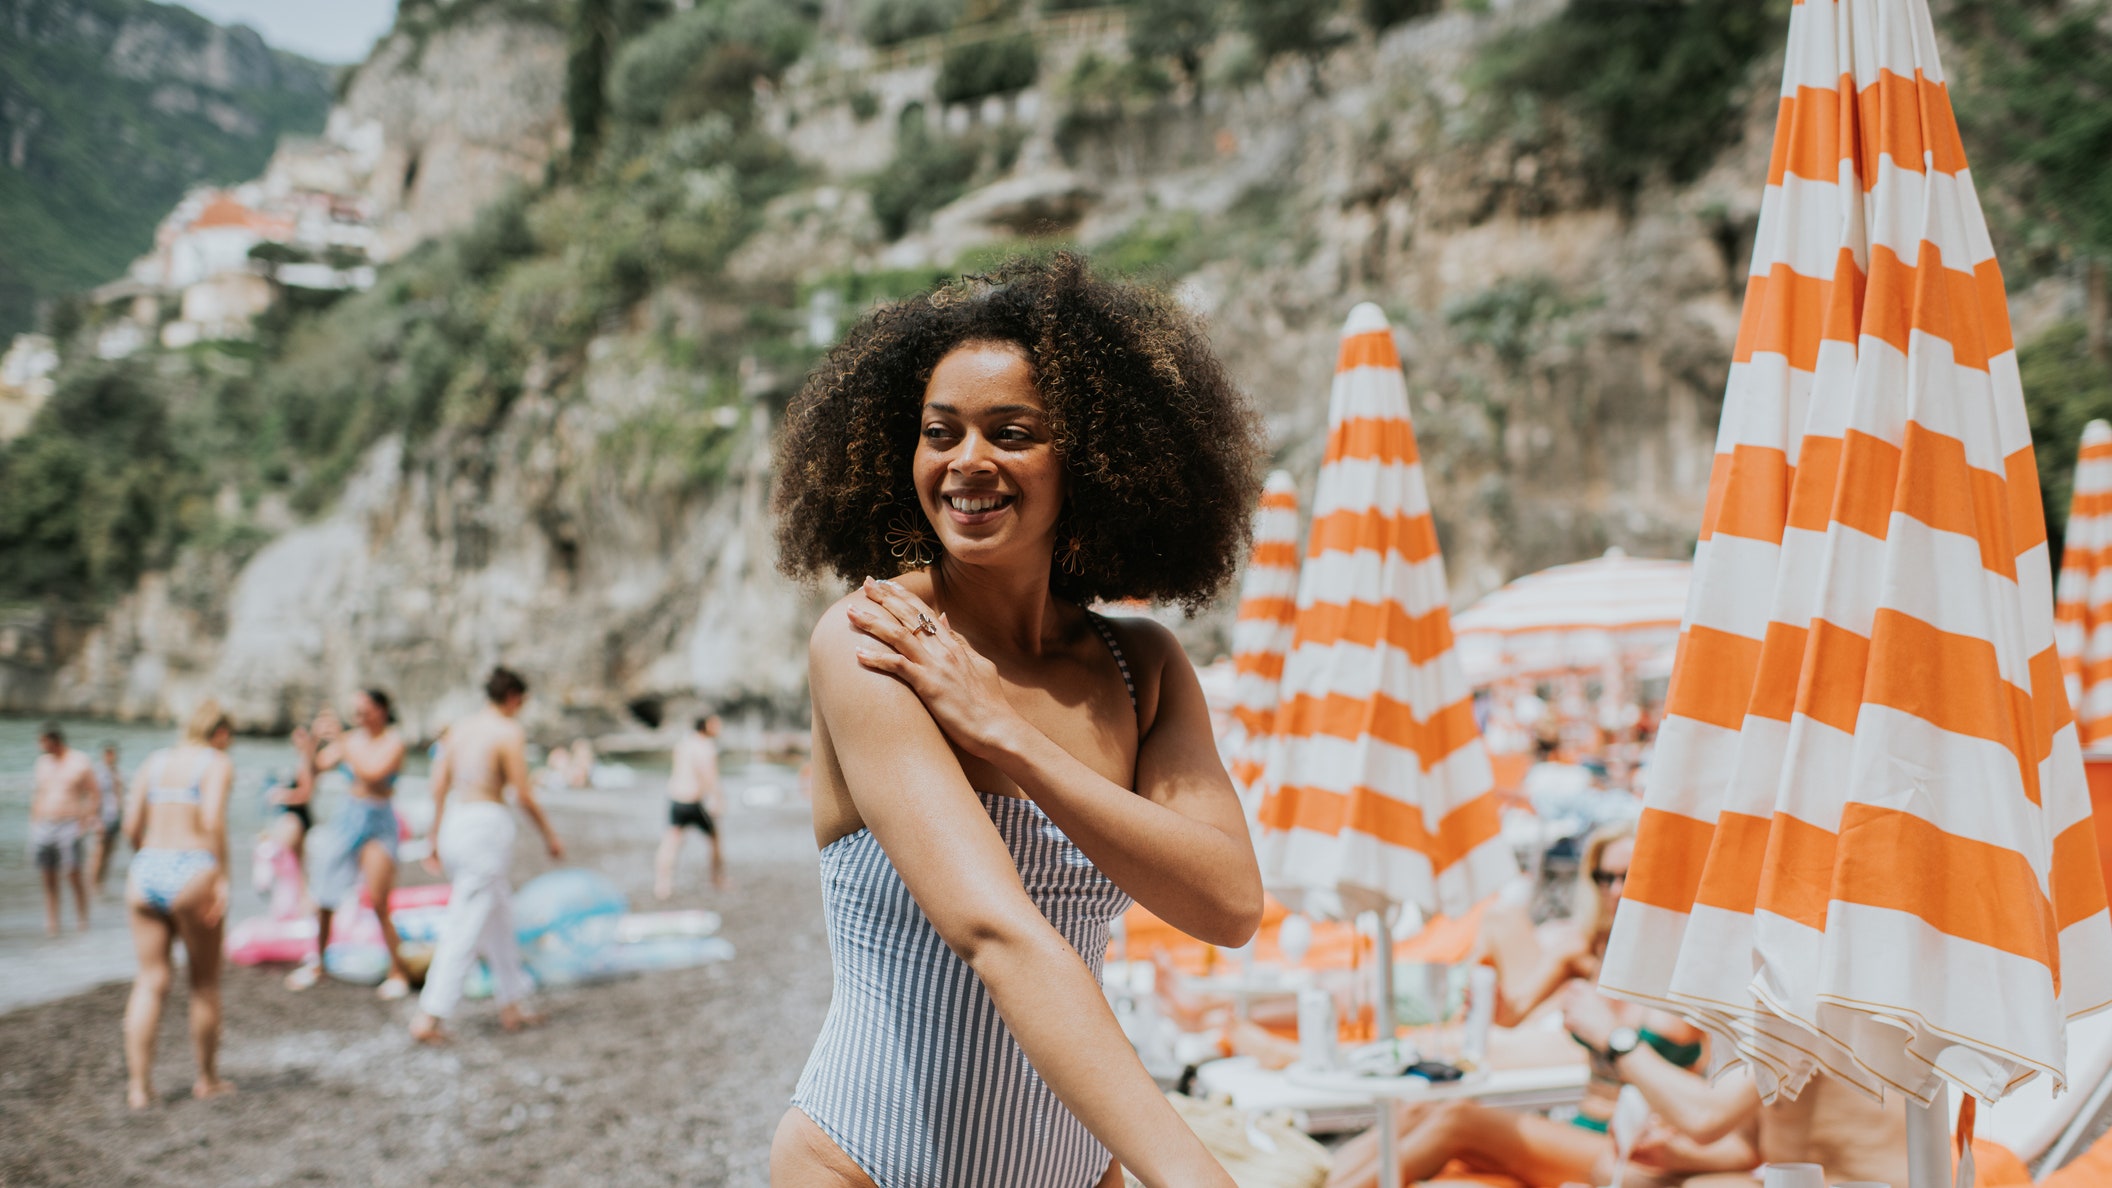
[921,425,951,440]
[997,427,1031,442]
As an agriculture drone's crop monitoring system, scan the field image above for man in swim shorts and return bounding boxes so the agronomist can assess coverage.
[654,713,727,900]
[30,723,99,935]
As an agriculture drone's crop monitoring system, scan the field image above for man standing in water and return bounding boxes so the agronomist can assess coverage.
[654,712,727,900]
[410,666,563,1044]
[30,723,99,935]
[286,690,413,999]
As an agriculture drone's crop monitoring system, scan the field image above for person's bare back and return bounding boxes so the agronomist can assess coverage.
[442,708,527,805]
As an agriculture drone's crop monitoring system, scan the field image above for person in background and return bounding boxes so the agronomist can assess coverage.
[655,712,728,899]
[565,737,596,789]
[122,700,237,1109]
[90,741,126,894]
[285,690,412,999]
[409,666,564,1045]
[267,720,319,876]
[1326,823,1713,1187]
[30,722,98,935]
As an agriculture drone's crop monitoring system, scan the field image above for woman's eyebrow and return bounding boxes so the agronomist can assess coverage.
[923,402,1043,417]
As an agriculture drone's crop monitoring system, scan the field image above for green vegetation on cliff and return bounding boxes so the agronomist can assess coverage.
[0,0,334,338]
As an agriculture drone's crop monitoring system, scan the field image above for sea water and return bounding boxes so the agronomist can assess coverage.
[0,714,431,1012]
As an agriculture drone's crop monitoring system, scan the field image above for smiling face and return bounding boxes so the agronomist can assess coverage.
[914,341,1065,573]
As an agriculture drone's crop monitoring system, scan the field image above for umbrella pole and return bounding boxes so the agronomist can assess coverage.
[1373,909,1398,1188]
[1905,1084,1952,1188]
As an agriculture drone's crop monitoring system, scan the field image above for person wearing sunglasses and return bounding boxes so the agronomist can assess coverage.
[1328,823,1724,1187]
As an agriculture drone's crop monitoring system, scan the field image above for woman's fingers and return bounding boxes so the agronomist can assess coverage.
[864,577,944,640]
[848,600,914,650]
[856,648,910,677]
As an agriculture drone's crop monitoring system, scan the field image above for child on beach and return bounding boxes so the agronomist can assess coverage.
[90,741,124,894]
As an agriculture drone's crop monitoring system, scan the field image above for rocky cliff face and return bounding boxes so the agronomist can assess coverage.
[332,12,572,261]
[20,3,2071,737]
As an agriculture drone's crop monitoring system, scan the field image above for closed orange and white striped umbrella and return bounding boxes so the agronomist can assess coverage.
[2056,420,2112,747]
[1600,0,2112,1118]
[1256,303,1515,922]
[1227,470,1302,804]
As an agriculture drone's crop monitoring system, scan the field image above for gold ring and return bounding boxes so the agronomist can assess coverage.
[914,613,938,637]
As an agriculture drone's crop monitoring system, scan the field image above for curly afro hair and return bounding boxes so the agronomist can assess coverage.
[773,252,1266,613]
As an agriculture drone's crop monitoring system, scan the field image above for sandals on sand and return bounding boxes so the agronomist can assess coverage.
[283,961,322,991]
[377,976,410,1001]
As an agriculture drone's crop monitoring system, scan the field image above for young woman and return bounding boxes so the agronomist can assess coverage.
[1325,824,1718,1188]
[286,690,411,998]
[122,699,237,1109]
[769,254,1267,1187]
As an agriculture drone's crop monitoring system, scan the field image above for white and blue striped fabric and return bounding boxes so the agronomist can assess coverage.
[790,615,1138,1187]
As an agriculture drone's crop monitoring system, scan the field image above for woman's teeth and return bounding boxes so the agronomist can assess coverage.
[948,495,1007,513]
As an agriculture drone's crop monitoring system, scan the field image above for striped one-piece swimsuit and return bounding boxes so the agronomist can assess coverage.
[791,614,1138,1187]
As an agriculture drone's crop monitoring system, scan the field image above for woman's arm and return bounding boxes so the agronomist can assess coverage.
[851,580,1262,946]
[339,735,406,786]
[199,753,234,924]
[122,763,150,850]
[813,604,1232,1188]
[1562,988,1759,1143]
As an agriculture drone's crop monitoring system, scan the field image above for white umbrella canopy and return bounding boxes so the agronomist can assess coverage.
[1255,303,1515,923]
[1452,549,1692,685]
[1598,0,2112,1160]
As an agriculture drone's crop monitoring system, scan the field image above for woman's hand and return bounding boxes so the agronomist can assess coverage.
[847,577,1025,760]
[1560,981,1619,1051]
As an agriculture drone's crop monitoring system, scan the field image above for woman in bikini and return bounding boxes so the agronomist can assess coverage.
[769,253,1267,1187]
[286,690,412,998]
[1327,823,1725,1188]
[121,699,237,1109]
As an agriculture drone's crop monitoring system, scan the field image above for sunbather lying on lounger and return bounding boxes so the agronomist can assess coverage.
[1326,824,1722,1188]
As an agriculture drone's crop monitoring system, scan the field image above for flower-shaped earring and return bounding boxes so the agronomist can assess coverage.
[1057,532,1088,576]
[886,510,936,570]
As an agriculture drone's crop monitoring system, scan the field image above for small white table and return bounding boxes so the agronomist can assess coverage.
[1192,1057,1588,1135]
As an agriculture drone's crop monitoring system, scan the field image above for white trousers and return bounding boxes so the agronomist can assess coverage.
[418,801,533,1019]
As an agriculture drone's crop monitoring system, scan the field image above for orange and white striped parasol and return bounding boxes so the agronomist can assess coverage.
[1255,303,1514,923]
[2056,421,2112,748]
[1599,0,2112,1131]
[1227,470,1302,803]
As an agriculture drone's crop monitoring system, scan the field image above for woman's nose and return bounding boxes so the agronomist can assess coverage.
[951,433,998,473]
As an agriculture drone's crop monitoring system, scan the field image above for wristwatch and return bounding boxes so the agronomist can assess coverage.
[1606,1026,1641,1063]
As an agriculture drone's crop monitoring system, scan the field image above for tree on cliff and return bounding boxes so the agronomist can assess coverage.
[1238,0,1350,95]
[1953,0,2112,363]
[1128,0,1219,105]
[566,0,618,167]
